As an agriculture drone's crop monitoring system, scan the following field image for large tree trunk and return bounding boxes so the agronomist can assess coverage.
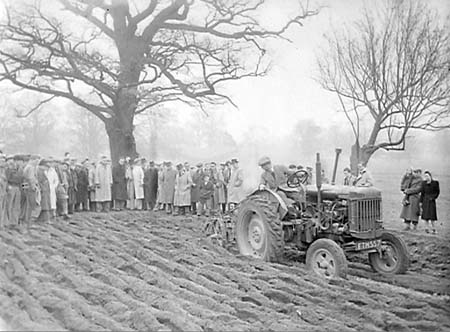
[350,141,379,174]
[105,117,137,164]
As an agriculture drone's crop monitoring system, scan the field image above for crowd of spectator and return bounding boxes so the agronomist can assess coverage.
[0,152,250,230]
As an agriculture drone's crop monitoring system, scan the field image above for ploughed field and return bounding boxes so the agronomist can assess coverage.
[1,210,449,332]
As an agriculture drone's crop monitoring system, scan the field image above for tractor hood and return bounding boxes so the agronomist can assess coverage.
[306,184,382,201]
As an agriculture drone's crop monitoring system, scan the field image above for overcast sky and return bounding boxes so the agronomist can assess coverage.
[216,0,450,142]
[0,0,449,162]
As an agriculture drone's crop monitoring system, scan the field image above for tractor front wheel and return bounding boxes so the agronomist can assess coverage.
[306,238,348,279]
[368,231,410,275]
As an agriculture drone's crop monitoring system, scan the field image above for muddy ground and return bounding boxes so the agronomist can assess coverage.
[0,211,449,332]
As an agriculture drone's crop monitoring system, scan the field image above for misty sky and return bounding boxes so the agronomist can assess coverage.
[219,0,450,142]
[0,0,449,174]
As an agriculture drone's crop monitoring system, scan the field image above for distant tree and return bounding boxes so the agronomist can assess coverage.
[0,104,56,155]
[0,0,318,163]
[317,0,450,170]
[69,108,109,159]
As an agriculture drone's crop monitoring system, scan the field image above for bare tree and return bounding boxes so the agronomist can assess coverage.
[317,0,450,169]
[0,0,318,163]
[69,108,109,159]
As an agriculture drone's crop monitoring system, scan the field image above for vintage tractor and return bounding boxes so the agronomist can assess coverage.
[234,150,410,279]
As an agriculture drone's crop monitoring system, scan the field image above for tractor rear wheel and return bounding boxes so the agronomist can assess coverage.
[235,195,284,262]
[368,231,409,275]
[306,238,348,279]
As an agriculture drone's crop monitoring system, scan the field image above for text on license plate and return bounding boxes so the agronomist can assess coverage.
[355,239,381,251]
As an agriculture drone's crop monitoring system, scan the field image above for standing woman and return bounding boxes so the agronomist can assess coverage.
[421,171,440,234]
[36,160,51,223]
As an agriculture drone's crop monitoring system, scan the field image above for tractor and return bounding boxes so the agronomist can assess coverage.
[234,149,410,279]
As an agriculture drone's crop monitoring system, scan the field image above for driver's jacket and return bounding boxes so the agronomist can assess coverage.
[260,165,292,191]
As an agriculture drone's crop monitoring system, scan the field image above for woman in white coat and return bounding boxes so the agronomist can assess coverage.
[46,161,60,217]
[173,163,193,215]
[132,158,145,210]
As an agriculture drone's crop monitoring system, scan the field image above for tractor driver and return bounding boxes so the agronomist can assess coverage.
[257,156,305,208]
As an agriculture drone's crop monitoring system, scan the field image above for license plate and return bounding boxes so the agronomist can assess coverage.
[355,239,381,251]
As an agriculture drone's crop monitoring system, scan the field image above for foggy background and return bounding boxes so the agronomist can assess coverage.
[0,0,449,191]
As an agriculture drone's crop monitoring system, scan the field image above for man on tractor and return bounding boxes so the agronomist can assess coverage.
[257,156,306,215]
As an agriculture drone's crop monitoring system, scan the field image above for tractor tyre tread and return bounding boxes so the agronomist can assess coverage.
[369,231,410,275]
[306,238,348,279]
[236,195,284,262]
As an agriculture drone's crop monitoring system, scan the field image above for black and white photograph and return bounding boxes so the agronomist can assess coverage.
[0,0,449,330]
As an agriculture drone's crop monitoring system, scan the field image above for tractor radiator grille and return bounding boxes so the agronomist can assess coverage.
[348,198,382,233]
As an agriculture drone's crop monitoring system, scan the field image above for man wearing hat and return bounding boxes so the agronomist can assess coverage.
[132,157,145,210]
[227,158,244,209]
[173,163,192,215]
[66,158,78,214]
[5,155,24,227]
[155,162,165,211]
[144,160,158,211]
[20,154,40,226]
[258,156,292,191]
[46,157,60,218]
[258,156,306,209]
[0,153,8,228]
[112,158,127,211]
[161,161,177,214]
[75,160,89,212]
[36,159,52,223]
[217,163,227,213]
[190,163,204,215]
[97,156,113,212]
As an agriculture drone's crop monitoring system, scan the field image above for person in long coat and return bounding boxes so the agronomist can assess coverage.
[190,163,203,215]
[173,163,193,215]
[132,158,145,210]
[400,168,423,231]
[112,158,127,210]
[0,154,8,228]
[161,161,177,214]
[88,162,97,212]
[420,171,440,234]
[125,158,135,210]
[21,156,39,226]
[95,157,113,212]
[155,163,165,211]
[217,163,227,213]
[67,160,78,214]
[75,163,89,211]
[5,156,23,227]
[227,158,244,209]
[144,161,158,211]
[36,160,51,223]
[46,160,59,217]
[56,162,70,218]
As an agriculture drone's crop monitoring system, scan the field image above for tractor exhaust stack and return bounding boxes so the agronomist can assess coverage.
[331,148,342,185]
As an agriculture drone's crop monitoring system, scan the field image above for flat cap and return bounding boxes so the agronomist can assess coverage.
[258,156,271,166]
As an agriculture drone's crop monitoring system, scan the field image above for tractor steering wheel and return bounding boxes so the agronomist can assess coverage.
[287,170,309,188]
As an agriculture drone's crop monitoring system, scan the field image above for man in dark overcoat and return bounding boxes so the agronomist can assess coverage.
[144,161,158,211]
[112,158,127,210]
[400,168,423,231]
[190,163,204,215]
[75,162,90,211]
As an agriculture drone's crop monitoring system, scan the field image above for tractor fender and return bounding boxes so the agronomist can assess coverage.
[247,188,288,220]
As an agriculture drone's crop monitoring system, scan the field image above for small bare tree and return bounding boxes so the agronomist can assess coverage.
[317,0,450,169]
[0,0,318,163]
